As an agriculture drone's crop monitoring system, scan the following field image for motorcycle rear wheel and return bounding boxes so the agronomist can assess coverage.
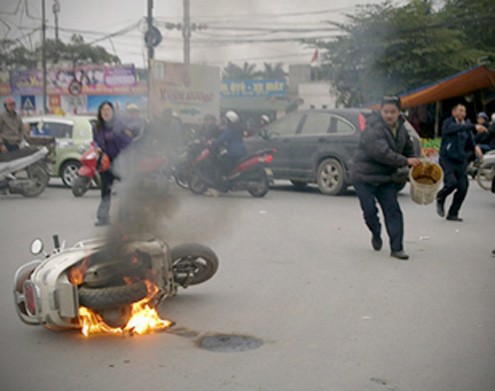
[19,163,49,197]
[248,169,270,198]
[171,243,219,287]
[78,281,148,310]
[72,175,91,197]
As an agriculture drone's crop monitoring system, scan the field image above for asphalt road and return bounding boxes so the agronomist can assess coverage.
[1,179,494,391]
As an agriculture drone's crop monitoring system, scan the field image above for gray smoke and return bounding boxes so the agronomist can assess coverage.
[103,118,233,251]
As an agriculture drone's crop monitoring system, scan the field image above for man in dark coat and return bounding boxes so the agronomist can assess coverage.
[436,104,486,222]
[351,96,420,260]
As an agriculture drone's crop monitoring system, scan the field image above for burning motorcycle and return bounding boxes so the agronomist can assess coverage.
[0,146,50,197]
[13,234,218,335]
[185,140,275,197]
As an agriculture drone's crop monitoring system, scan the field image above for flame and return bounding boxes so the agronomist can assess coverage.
[68,257,90,285]
[78,281,172,337]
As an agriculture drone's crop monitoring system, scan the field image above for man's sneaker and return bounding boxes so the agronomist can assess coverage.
[371,235,383,251]
[391,250,409,260]
[436,201,445,217]
[446,215,463,222]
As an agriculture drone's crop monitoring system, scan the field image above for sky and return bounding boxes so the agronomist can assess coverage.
[1,0,411,70]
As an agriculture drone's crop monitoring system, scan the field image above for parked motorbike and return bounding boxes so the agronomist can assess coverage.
[475,150,495,191]
[13,234,219,331]
[71,143,105,197]
[0,146,50,197]
[183,140,275,197]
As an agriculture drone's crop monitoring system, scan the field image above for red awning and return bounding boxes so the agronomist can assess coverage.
[399,65,495,108]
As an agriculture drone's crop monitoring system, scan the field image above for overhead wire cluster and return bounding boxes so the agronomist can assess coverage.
[0,1,373,68]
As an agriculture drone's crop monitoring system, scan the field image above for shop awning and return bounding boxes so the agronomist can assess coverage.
[399,65,495,108]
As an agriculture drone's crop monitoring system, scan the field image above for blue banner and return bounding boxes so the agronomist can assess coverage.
[221,79,287,98]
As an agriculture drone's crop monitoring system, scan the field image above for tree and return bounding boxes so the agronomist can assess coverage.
[0,34,120,69]
[222,62,261,80]
[314,0,490,107]
[440,0,495,58]
[260,62,287,79]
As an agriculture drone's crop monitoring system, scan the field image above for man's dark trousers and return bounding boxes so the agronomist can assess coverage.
[436,158,469,218]
[354,181,404,252]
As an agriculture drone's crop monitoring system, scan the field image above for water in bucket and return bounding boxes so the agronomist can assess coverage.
[409,162,443,205]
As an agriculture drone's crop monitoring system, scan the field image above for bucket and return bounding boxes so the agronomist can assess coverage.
[409,161,443,205]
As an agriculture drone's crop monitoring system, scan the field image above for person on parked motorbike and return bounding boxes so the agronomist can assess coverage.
[0,97,24,153]
[209,110,247,181]
[123,103,145,139]
[197,114,222,142]
[475,112,495,153]
[92,101,133,226]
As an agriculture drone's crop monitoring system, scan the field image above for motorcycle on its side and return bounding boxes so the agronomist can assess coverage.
[0,146,50,197]
[184,140,276,198]
[13,234,219,331]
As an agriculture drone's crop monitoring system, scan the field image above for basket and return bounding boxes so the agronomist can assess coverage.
[409,162,443,205]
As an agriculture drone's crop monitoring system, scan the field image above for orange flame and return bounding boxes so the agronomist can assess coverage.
[68,257,90,285]
[78,281,172,337]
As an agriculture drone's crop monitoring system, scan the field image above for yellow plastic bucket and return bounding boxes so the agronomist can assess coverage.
[409,162,443,205]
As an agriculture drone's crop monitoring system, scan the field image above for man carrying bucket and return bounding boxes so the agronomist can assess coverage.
[351,96,421,260]
[436,104,486,222]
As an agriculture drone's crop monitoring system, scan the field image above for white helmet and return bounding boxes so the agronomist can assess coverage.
[261,114,270,125]
[225,110,240,124]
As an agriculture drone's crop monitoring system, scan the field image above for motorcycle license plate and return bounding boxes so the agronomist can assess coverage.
[264,168,273,176]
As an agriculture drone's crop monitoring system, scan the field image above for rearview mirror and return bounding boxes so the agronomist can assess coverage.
[30,239,44,255]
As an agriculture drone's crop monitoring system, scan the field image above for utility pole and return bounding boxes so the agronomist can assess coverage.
[147,0,154,63]
[183,0,190,64]
[41,0,48,114]
[52,0,60,42]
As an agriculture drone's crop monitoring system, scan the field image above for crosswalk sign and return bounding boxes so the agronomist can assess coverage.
[21,95,36,112]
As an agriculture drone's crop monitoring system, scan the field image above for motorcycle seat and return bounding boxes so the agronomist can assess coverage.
[234,149,273,165]
[0,147,40,163]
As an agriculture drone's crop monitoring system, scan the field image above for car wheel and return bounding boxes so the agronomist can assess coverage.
[316,158,346,195]
[60,160,81,187]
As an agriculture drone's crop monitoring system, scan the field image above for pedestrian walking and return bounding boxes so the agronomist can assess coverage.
[351,96,421,260]
[0,97,24,153]
[92,101,132,226]
[436,103,486,222]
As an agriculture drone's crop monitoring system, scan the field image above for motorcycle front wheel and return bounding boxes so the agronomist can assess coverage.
[189,173,208,194]
[72,175,91,197]
[248,169,270,197]
[19,163,49,197]
[171,243,219,287]
[476,166,494,190]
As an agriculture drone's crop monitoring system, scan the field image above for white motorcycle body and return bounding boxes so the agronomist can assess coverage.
[13,235,218,331]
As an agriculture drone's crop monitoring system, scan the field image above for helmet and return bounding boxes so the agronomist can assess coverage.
[4,96,15,105]
[260,114,270,125]
[225,110,240,124]
[126,103,139,112]
[477,111,489,120]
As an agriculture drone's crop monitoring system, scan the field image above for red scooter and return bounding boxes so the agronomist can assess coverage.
[71,143,107,197]
[188,143,276,197]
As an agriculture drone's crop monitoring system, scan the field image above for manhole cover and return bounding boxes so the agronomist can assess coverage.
[198,334,263,352]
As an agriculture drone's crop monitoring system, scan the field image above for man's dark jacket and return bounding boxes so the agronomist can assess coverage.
[439,117,475,163]
[351,111,415,184]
